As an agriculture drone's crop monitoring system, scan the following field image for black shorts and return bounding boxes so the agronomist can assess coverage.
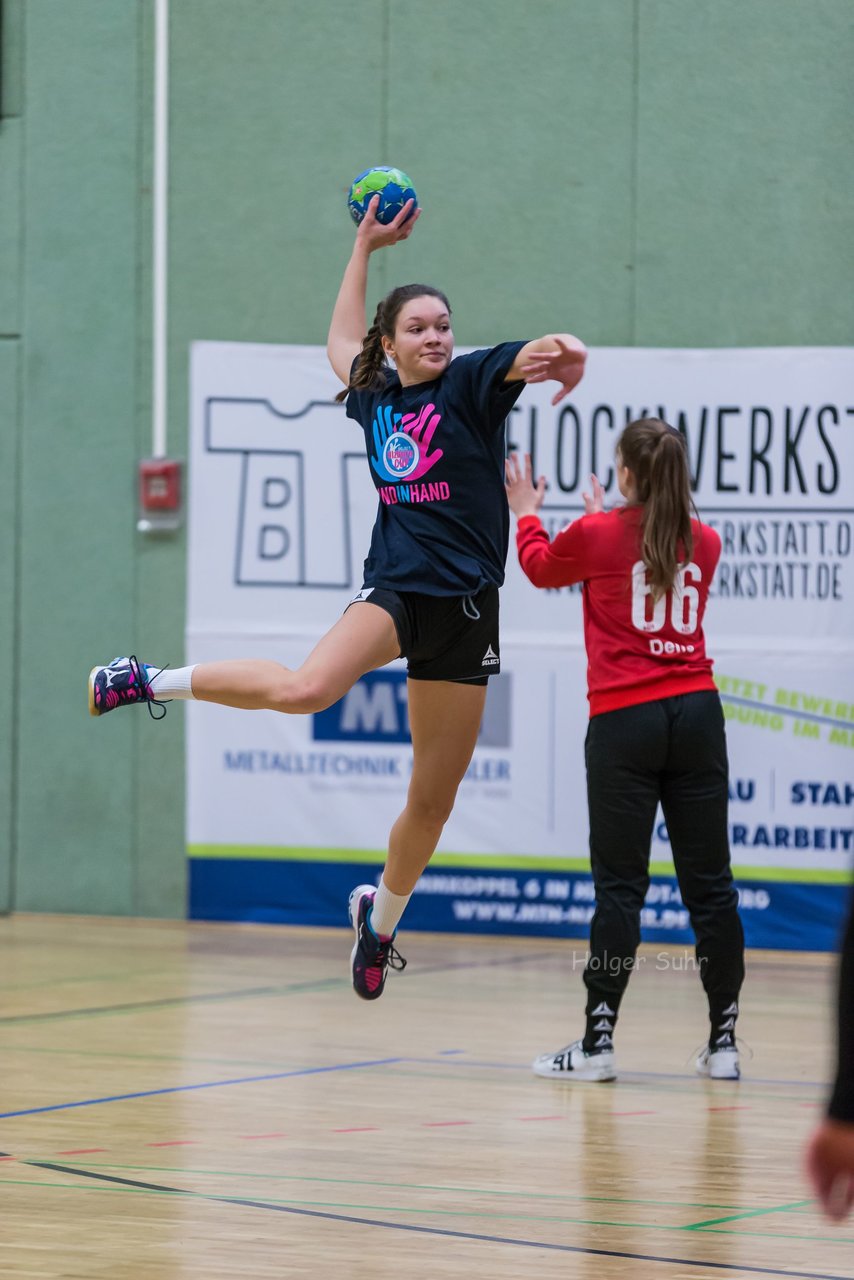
[348,584,500,685]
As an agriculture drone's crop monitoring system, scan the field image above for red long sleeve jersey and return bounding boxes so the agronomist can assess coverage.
[516,506,721,717]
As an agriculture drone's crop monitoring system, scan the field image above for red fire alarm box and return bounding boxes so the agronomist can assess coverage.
[138,458,182,532]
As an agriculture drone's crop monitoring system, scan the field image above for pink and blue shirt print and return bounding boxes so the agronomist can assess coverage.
[346,342,528,595]
[370,402,444,484]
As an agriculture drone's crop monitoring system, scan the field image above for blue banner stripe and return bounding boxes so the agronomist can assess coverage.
[189,859,850,952]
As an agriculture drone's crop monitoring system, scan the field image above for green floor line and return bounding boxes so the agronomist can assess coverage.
[196,1193,675,1230]
[0,977,346,1025]
[2,1170,849,1246]
[0,1042,340,1072]
[26,1160,785,1213]
[0,1173,766,1232]
[0,1176,162,1195]
[1,953,562,1027]
[696,1224,854,1245]
[0,1172,656,1230]
[0,967,177,994]
[685,1199,815,1229]
[0,1050,530,1083]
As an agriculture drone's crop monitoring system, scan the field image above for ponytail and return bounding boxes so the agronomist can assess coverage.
[618,419,694,601]
[335,282,452,405]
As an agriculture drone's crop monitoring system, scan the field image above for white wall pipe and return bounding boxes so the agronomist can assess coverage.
[152,0,169,459]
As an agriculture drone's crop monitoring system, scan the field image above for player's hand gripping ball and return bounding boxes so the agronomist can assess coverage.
[348,166,417,225]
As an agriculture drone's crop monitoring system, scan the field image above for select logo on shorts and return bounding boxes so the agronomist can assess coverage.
[481,645,499,667]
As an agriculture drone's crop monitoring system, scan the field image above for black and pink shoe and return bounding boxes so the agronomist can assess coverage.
[348,884,407,1000]
[88,656,167,719]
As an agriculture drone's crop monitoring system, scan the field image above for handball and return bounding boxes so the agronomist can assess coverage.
[347,166,417,226]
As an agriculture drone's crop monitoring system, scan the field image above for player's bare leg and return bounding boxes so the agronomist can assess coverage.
[349,679,486,999]
[385,678,486,891]
[189,604,399,711]
[88,603,399,717]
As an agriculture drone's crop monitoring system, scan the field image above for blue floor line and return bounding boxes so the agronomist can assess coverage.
[0,1052,827,1120]
[0,1057,403,1119]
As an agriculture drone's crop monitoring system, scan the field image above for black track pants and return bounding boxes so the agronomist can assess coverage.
[582,690,745,1024]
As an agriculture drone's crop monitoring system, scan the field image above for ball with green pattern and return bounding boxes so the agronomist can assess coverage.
[347,166,417,226]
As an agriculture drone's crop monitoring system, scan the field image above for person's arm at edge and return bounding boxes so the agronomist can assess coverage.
[828,897,854,1123]
[805,894,854,1220]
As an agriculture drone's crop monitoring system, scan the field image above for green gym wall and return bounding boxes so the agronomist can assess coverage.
[0,0,851,917]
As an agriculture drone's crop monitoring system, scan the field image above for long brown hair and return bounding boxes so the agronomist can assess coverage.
[334,283,452,404]
[618,418,694,601]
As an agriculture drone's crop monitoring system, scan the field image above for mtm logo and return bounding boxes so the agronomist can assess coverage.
[313,671,512,747]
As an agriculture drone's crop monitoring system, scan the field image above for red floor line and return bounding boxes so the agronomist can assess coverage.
[422,1121,473,1128]
[14,1099,723,1157]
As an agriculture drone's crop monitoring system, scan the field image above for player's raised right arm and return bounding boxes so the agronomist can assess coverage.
[326,196,420,386]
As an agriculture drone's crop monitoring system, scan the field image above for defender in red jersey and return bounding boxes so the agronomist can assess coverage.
[516,501,721,717]
[507,418,745,1083]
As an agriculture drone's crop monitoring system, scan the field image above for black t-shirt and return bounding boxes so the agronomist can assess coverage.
[345,342,528,595]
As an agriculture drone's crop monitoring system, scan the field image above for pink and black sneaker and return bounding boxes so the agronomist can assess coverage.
[88,656,168,719]
[348,884,407,1001]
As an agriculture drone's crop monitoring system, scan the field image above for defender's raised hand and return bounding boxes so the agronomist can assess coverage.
[505,451,546,519]
[583,473,605,515]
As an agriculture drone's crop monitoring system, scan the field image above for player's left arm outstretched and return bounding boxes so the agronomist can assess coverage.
[505,334,588,404]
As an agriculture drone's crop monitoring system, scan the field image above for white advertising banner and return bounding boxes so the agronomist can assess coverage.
[187,342,854,948]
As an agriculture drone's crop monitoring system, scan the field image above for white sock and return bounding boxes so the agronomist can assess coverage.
[369,879,411,938]
[147,664,196,700]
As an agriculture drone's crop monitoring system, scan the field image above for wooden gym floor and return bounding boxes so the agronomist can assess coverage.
[0,914,851,1280]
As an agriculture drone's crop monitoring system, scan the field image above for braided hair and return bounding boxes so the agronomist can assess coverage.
[335,283,452,404]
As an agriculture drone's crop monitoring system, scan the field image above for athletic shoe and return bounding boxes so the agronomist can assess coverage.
[696,1045,740,1079]
[348,884,407,1001]
[89,656,167,719]
[532,1038,617,1082]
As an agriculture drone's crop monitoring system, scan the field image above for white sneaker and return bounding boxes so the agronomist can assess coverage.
[532,1039,617,1082]
[696,1045,740,1079]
